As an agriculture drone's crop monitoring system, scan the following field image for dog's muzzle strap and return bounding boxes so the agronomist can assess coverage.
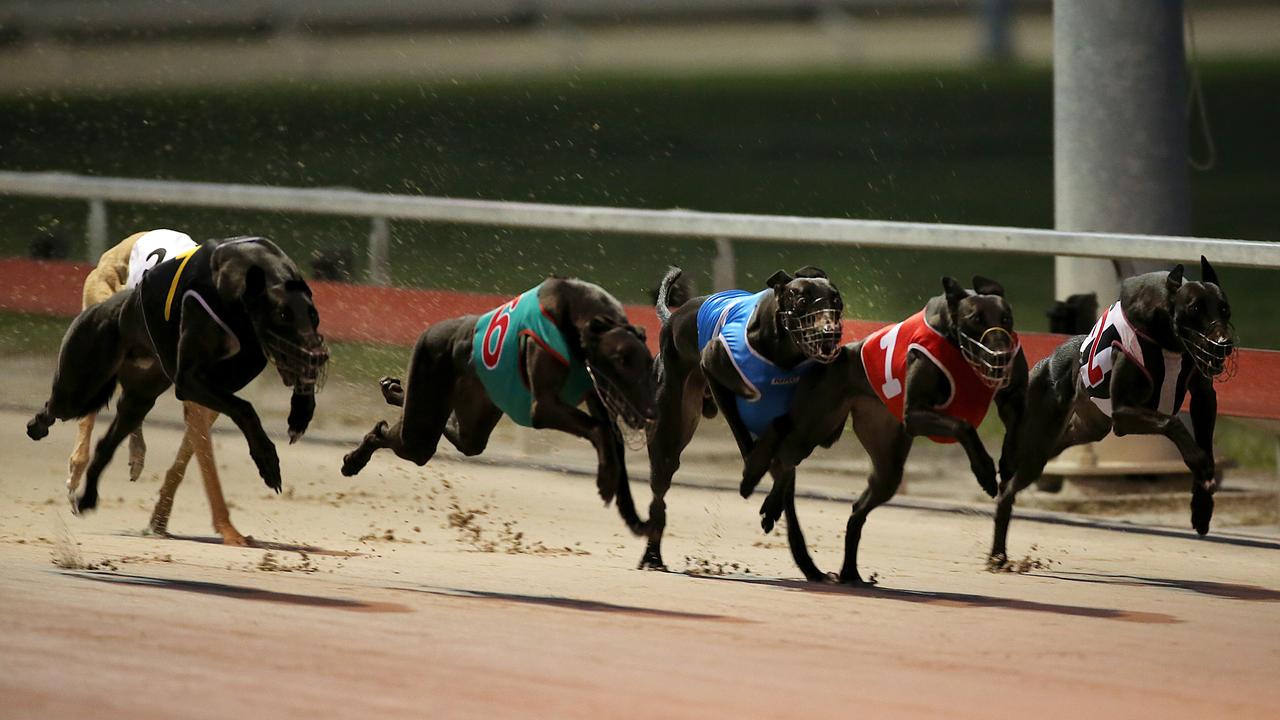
[781,309,843,364]
[1179,324,1237,382]
[959,327,1019,390]
[586,363,655,449]
[262,330,330,394]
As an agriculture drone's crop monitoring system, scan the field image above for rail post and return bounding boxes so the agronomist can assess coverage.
[367,216,390,286]
[712,237,736,291]
[86,198,107,262]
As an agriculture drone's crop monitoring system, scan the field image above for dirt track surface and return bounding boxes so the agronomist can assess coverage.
[3,407,1280,719]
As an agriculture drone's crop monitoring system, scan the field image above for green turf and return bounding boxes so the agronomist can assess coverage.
[2,61,1277,344]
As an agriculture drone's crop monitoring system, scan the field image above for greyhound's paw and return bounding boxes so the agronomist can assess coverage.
[378,377,404,405]
[838,571,876,587]
[638,547,667,572]
[252,444,282,493]
[219,529,251,547]
[802,570,840,584]
[73,489,98,515]
[739,473,762,499]
[1191,491,1214,536]
[986,553,1010,571]
[972,456,998,498]
[26,415,50,441]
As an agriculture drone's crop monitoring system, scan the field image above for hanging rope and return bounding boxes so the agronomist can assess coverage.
[1185,1,1217,171]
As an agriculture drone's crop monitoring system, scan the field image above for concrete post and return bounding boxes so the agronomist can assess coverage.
[1054,0,1189,291]
[1050,0,1191,479]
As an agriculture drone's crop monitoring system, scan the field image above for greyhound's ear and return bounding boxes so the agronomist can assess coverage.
[585,315,616,342]
[766,270,793,292]
[972,275,1005,297]
[1200,255,1220,287]
[1166,264,1185,295]
[942,276,967,312]
[793,266,828,279]
[215,258,267,303]
[631,324,647,342]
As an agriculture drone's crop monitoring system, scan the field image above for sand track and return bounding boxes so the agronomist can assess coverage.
[2,409,1279,719]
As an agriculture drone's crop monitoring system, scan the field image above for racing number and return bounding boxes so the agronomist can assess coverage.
[481,296,522,369]
[145,247,168,270]
[878,322,904,400]
[1083,306,1111,387]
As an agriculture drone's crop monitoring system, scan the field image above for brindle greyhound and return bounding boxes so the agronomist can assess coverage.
[27,237,329,515]
[640,266,844,571]
[741,276,1026,584]
[68,230,249,544]
[340,277,657,534]
[988,258,1235,566]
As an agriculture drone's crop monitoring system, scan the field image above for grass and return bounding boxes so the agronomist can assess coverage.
[1,61,1277,343]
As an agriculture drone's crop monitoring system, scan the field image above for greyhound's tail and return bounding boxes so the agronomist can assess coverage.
[611,466,648,536]
[655,266,683,326]
[781,481,829,583]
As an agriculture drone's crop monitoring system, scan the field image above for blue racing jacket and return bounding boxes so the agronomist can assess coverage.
[696,289,815,438]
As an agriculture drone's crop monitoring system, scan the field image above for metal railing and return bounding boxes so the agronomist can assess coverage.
[1,170,1278,288]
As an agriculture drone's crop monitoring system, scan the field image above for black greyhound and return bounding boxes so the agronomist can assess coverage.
[27,237,329,513]
[640,266,844,571]
[340,277,657,534]
[741,276,1026,584]
[989,258,1235,566]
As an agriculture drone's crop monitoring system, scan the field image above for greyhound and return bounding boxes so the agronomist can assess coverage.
[640,266,844,571]
[340,277,657,534]
[27,237,329,515]
[988,258,1235,566]
[741,276,1026,584]
[67,229,250,544]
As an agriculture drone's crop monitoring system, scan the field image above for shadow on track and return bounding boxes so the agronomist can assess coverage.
[1031,571,1280,602]
[119,530,364,557]
[396,585,749,623]
[688,574,1180,624]
[61,570,410,613]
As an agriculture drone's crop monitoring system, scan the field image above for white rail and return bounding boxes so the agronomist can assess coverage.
[1,170,1277,286]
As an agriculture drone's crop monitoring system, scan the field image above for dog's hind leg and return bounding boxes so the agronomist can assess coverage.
[770,467,836,582]
[67,414,96,491]
[442,372,502,457]
[148,426,193,537]
[75,376,165,514]
[379,376,405,407]
[127,428,146,482]
[837,399,912,585]
[640,366,704,570]
[343,331,457,475]
[30,294,130,441]
[988,358,1088,566]
[188,406,246,545]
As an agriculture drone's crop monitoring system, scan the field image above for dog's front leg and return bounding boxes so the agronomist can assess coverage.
[902,356,997,496]
[174,304,281,492]
[287,390,315,444]
[525,345,614,494]
[994,353,1029,486]
[1187,374,1218,535]
[903,410,996,497]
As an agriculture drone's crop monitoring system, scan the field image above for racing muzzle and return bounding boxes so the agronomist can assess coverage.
[959,326,1020,390]
[586,363,656,450]
[262,330,330,394]
[1179,323,1237,382]
[780,308,843,364]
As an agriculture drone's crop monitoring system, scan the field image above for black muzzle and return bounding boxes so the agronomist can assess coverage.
[586,363,655,450]
[1179,324,1237,382]
[263,330,330,394]
[780,308,843,363]
[959,327,1019,390]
